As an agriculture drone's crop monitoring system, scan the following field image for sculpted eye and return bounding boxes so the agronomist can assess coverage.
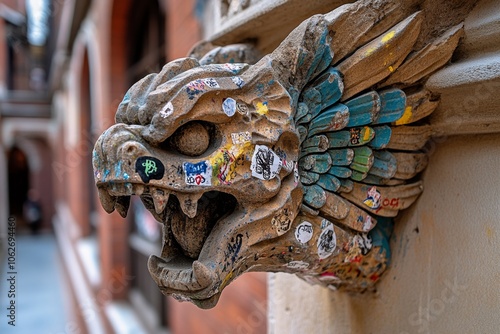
[167,121,217,157]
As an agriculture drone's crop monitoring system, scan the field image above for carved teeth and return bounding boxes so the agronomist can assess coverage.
[147,256,213,291]
[134,184,145,196]
[98,187,116,213]
[115,196,131,218]
[152,188,170,214]
[193,261,213,288]
[177,193,204,219]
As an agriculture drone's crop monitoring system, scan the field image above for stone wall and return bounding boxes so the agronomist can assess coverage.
[199,0,500,332]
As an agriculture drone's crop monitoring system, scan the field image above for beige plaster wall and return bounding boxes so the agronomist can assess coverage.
[269,132,500,333]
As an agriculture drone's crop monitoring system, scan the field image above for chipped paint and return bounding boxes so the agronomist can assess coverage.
[381,30,396,44]
[395,106,413,125]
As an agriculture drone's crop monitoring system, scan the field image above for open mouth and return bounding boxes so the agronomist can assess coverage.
[97,182,238,304]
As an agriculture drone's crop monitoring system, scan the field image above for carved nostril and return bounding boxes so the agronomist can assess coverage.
[127,146,135,153]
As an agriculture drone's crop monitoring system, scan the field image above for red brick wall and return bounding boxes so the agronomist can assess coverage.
[169,272,267,334]
[164,0,201,60]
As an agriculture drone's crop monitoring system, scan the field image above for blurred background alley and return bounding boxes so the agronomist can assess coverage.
[0,0,267,333]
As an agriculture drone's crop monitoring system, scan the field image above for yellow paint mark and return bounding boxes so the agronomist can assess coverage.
[209,142,252,185]
[220,271,233,290]
[486,226,495,240]
[395,106,413,125]
[381,30,396,44]
[388,65,394,72]
[363,127,372,141]
[365,47,376,57]
[256,101,269,115]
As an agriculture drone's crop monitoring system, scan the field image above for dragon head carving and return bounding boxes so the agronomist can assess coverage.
[93,1,463,308]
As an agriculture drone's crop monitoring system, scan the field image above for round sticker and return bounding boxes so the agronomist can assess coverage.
[135,156,165,183]
[295,221,313,244]
[222,98,237,117]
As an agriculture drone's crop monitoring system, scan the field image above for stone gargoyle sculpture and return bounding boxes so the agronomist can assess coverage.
[93,0,463,308]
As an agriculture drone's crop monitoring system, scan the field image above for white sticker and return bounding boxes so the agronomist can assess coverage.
[271,208,293,236]
[286,261,309,270]
[160,101,174,118]
[250,145,282,180]
[317,220,336,260]
[231,76,245,88]
[231,131,252,145]
[183,161,212,186]
[352,234,372,255]
[224,63,245,71]
[363,215,372,231]
[203,78,220,89]
[222,98,237,117]
[295,221,313,244]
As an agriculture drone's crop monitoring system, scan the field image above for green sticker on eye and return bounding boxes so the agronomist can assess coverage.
[135,156,165,183]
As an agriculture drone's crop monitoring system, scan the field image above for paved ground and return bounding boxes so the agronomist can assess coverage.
[0,232,70,334]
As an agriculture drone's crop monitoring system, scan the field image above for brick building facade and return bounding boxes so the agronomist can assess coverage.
[2,0,266,333]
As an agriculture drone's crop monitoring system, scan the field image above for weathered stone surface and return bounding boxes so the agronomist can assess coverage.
[93,0,463,308]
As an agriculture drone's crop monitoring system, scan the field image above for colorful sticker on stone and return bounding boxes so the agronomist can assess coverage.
[231,131,251,145]
[183,161,212,186]
[186,78,220,99]
[210,143,249,185]
[295,221,313,244]
[231,76,244,88]
[222,98,237,117]
[363,186,381,209]
[353,234,372,255]
[250,145,282,180]
[218,63,245,73]
[345,233,373,263]
[286,261,309,270]
[255,101,269,115]
[275,148,294,172]
[215,149,235,185]
[160,101,174,118]
[271,208,293,236]
[203,78,220,89]
[317,220,336,260]
[350,128,361,145]
[135,156,165,183]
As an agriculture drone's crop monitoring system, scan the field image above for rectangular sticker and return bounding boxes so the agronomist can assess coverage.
[183,161,212,186]
[250,145,282,180]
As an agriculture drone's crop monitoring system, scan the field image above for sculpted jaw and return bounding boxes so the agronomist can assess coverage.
[92,69,300,306]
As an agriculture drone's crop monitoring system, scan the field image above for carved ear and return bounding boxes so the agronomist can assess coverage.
[115,57,200,124]
[189,40,262,65]
[201,44,262,65]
